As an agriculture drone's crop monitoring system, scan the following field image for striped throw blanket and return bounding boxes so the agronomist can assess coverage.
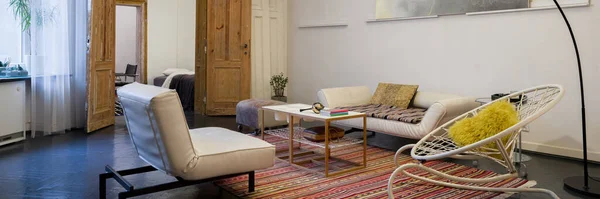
[337,104,426,124]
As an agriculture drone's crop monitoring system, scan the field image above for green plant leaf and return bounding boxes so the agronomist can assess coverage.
[9,0,31,32]
[270,72,288,95]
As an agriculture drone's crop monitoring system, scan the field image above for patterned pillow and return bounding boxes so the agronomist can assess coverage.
[369,83,419,109]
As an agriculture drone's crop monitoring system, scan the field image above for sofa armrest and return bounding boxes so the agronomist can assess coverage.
[419,97,480,134]
[317,86,372,108]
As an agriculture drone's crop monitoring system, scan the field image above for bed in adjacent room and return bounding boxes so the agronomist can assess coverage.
[153,68,195,111]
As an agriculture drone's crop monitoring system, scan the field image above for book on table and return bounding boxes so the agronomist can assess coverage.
[320,109,348,117]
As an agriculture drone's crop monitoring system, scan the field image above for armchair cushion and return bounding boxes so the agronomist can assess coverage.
[187,127,275,180]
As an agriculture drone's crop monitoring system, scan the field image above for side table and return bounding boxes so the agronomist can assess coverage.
[260,103,368,177]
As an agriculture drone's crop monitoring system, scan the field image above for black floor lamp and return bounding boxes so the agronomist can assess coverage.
[553,0,600,197]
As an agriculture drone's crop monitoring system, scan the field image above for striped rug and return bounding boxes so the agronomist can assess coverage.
[215,135,533,199]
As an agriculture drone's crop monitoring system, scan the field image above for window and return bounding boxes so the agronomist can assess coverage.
[0,2,23,64]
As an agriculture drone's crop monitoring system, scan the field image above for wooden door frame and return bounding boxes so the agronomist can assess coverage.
[116,0,148,84]
[195,0,207,114]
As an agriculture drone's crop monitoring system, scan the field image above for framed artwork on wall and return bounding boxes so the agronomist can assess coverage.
[375,0,590,19]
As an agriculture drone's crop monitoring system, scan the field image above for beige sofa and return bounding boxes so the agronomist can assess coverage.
[317,86,480,139]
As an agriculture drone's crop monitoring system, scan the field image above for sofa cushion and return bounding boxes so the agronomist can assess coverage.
[369,83,419,109]
[317,86,372,108]
[412,92,463,109]
[338,104,426,124]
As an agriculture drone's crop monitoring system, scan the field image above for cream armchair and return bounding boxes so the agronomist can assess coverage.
[317,86,480,139]
[100,83,275,199]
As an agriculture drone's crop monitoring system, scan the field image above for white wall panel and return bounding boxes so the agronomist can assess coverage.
[252,0,288,99]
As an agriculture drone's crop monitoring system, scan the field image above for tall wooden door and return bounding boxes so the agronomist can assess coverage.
[205,0,252,115]
[87,0,116,132]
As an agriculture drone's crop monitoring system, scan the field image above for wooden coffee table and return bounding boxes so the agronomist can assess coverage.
[260,103,367,177]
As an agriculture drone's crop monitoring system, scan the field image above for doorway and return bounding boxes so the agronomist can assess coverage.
[116,6,141,83]
[115,0,147,84]
[112,1,147,118]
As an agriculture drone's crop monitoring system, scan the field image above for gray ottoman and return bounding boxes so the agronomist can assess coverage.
[236,99,288,134]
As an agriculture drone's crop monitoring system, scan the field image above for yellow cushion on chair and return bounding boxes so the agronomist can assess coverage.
[448,100,519,148]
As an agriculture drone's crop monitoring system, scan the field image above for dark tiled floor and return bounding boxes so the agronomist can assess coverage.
[0,114,598,199]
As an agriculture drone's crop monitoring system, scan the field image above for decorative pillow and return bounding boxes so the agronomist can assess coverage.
[303,126,345,142]
[448,100,519,149]
[369,83,419,109]
[162,68,190,76]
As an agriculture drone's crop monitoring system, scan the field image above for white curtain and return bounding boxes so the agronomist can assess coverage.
[27,0,87,137]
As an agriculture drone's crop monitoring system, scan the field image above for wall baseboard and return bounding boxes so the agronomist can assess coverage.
[522,141,600,162]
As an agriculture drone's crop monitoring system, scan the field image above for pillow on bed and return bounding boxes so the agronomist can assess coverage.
[162,68,190,76]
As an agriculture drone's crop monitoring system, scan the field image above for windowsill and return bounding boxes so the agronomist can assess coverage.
[30,74,74,78]
[0,76,31,83]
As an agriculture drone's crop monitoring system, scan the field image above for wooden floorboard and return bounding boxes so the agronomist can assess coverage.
[0,113,597,198]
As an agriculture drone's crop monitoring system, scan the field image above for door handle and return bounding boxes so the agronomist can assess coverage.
[242,44,248,48]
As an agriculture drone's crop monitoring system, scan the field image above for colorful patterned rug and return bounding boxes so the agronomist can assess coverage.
[215,135,534,199]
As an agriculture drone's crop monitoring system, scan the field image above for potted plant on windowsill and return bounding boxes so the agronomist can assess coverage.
[10,0,57,77]
[270,73,288,102]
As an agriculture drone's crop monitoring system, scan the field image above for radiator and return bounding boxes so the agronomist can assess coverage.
[0,80,26,146]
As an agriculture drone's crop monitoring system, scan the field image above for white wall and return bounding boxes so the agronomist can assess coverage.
[288,0,600,161]
[116,6,139,75]
[0,1,22,63]
[176,0,197,72]
[147,0,196,85]
[148,0,178,84]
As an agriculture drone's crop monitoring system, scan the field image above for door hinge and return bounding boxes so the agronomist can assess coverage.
[204,39,207,54]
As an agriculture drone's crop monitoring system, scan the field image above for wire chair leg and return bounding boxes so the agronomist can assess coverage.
[393,144,415,166]
[387,163,559,199]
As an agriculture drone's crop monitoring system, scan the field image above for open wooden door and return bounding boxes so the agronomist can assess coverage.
[205,0,252,115]
[87,0,116,132]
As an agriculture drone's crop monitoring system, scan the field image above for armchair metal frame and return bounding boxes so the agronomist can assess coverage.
[99,165,254,199]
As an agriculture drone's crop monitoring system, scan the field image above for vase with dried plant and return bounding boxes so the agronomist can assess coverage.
[270,73,288,102]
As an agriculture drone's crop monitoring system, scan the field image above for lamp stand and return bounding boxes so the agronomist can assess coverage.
[552,0,600,197]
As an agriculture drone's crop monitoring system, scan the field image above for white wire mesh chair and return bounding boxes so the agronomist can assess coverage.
[387,85,564,199]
